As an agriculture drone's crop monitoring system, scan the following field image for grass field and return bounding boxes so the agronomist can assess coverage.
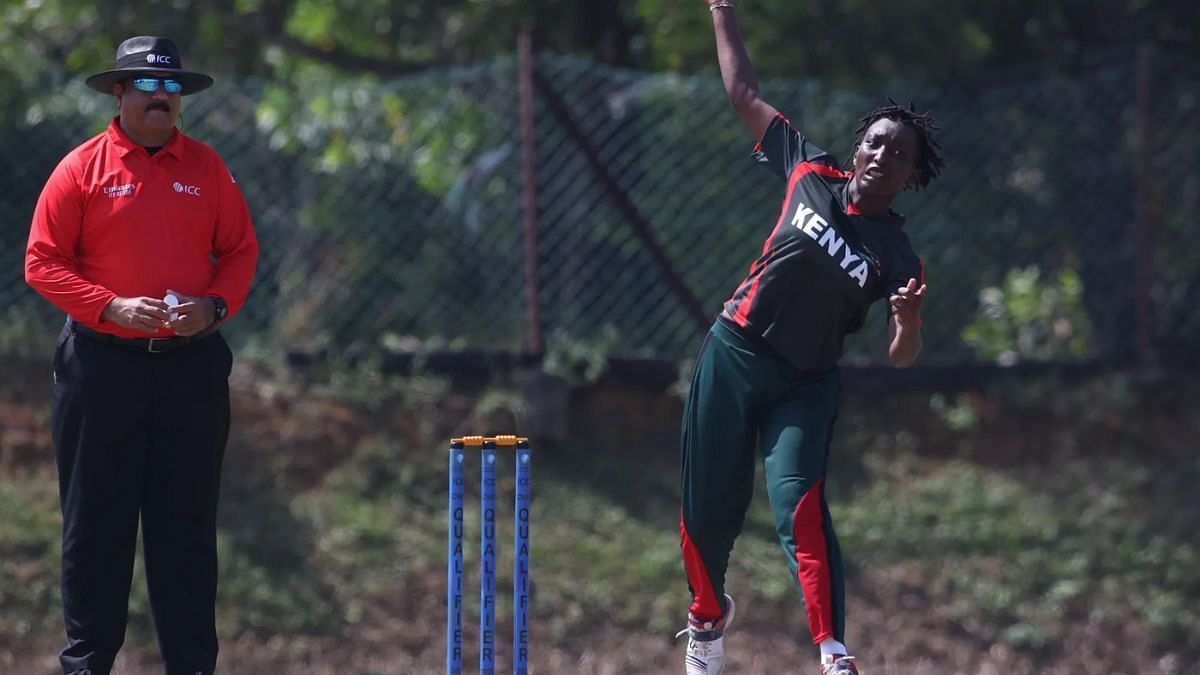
[1,358,1197,674]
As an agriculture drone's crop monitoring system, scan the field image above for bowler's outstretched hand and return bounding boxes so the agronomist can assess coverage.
[889,278,926,327]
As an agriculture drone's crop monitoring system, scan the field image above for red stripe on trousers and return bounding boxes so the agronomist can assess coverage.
[792,477,834,643]
[680,513,722,621]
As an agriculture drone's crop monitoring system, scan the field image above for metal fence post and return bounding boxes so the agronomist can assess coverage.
[519,29,544,357]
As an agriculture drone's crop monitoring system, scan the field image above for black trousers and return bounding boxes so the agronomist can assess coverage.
[51,322,233,675]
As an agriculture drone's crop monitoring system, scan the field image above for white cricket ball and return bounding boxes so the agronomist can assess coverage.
[164,293,180,322]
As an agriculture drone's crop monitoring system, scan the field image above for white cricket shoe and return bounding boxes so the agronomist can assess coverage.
[675,594,736,675]
[820,654,861,674]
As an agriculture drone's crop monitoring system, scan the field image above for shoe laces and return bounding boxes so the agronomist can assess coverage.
[675,618,724,642]
[821,655,858,674]
[689,636,723,659]
[675,624,721,641]
[676,595,734,641]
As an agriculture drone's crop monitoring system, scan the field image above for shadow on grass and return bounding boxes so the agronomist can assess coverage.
[215,441,341,635]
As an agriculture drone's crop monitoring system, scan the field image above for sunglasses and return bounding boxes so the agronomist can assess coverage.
[128,77,182,94]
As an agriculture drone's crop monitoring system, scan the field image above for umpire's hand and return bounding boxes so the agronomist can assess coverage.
[101,296,172,334]
[164,289,217,336]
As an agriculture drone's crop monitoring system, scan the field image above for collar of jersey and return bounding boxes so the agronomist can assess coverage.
[106,117,185,160]
[841,178,906,225]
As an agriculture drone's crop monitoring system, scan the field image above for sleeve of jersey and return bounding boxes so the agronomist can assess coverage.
[752,115,842,185]
[751,114,804,181]
[24,156,118,323]
[205,159,259,320]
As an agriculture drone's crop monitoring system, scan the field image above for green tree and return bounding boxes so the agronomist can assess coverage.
[3,0,1194,86]
[637,0,1198,85]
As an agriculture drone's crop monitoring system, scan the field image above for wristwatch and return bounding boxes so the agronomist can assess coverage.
[209,296,228,324]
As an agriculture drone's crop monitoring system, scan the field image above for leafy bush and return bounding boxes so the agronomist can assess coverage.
[962,265,1092,364]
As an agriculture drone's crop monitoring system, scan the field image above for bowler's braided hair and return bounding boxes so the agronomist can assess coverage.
[850,99,945,190]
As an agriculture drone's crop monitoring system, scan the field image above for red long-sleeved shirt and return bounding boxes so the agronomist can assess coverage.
[25,118,258,338]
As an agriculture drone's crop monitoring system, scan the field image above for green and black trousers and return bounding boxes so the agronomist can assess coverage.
[679,317,845,644]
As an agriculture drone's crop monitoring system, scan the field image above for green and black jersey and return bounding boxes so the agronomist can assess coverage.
[720,114,923,371]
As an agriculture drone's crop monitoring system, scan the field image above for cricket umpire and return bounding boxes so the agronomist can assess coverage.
[24,36,258,675]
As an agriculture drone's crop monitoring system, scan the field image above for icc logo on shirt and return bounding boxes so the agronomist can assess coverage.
[173,182,201,196]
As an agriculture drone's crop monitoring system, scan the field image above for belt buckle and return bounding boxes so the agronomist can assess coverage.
[147,337,170,354]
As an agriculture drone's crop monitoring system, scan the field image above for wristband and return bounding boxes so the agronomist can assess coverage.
[709,1,735,11]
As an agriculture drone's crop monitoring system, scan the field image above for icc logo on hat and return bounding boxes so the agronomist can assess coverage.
[85,36,212,95]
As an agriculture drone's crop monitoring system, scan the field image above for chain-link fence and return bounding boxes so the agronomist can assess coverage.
[2,49,1197,366]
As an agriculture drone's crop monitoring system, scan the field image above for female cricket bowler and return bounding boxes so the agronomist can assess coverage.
[677,2,945,674]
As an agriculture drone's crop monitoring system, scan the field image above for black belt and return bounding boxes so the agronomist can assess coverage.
[68,320,216,354]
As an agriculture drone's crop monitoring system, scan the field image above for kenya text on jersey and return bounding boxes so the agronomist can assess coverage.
[790,200,870,288]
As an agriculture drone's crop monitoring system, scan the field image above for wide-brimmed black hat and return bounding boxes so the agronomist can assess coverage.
[85,36,213,95]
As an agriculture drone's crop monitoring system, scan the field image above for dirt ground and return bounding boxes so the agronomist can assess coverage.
[1,356,1195,674]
